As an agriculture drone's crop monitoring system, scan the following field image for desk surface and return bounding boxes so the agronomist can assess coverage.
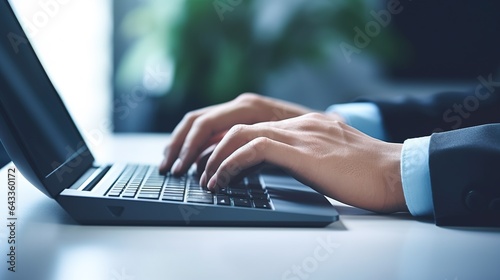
[1,134,499,280]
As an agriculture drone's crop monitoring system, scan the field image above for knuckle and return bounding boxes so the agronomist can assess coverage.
[227,124,247,137]
[191,116,211,130]
[251,137,270,152]
[217,161,230,175]
[305,112,325,119]
[216,167,232,186]
[257,125,274,139]
[220,159,241,177]
[333,119,347,129]
[235,93,260,105]
[183,111,198,123]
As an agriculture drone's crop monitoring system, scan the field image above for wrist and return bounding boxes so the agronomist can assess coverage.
[379,143,408,213]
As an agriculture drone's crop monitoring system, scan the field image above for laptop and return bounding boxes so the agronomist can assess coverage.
[0,0,338,226]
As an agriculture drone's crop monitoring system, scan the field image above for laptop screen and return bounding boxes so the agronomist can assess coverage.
[0,0,94,198]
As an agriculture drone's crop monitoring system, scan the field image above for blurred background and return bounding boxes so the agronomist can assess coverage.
[2,0,500,166]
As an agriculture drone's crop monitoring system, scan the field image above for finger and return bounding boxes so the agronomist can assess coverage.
[201,123,294,186]
[173,103,262,175]
[159,105,217,173]
[196,143,217,176]
[194,130,226,175]
[206,137,298,190]
[160,111,202,173]
[202,123,290,183]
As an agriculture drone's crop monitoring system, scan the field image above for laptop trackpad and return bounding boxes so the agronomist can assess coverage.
[262,174,334,214]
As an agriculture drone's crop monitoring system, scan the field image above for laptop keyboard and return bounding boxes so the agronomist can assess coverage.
[105,165,273,210]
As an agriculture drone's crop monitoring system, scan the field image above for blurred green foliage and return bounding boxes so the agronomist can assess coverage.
[116,0,400,109]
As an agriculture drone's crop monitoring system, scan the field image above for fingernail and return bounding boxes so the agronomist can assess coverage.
[207,175,217,190]
[199,172,207,186]
[172,158,182,174]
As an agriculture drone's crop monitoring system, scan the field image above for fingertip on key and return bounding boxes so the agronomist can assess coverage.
[207,175,217,191]
[199,172,207,187]
[171,158,183,175]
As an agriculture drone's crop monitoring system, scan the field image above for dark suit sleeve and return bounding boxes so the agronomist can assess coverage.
[368,84,500,143]
[365,83,500,226]
[429,124,500,226]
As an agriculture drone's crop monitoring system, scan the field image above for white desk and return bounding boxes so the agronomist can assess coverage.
[1,134,499,280]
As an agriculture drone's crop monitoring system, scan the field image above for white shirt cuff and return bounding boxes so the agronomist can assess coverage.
[327,102,388,141]
[401,136,434,216]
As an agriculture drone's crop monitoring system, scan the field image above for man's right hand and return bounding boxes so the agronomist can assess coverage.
[159,93,318,175]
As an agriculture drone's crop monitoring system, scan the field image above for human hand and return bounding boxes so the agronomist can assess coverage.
[159,93,340,175]
[200,113,407,213]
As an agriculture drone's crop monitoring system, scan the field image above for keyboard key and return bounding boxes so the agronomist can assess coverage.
[122,192,136,198]
[108,191,121,197]
[246,175,263,189]
[216,195,231,206]
[252,194,270,201]
[187,196,213,204]
[247,183,263,190]
[187,193,213,199]
[188,181,203,188]
[251,189,268,195]
[110,188,123,194]
[253,200,271,209]
[230,189,249,197]
[168,177,186,185]
[138,193,160,199]
[163,189,184,195]
[233,198,251,208]
[216,187,229,195]
[139,192,160,197]
[163,184,184,190]
[143,182,163,187]
[246,174,260,183]
[162,195,184,202]
[228,180,246,189]
[141,186,162,190]
[188,190,212,195]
